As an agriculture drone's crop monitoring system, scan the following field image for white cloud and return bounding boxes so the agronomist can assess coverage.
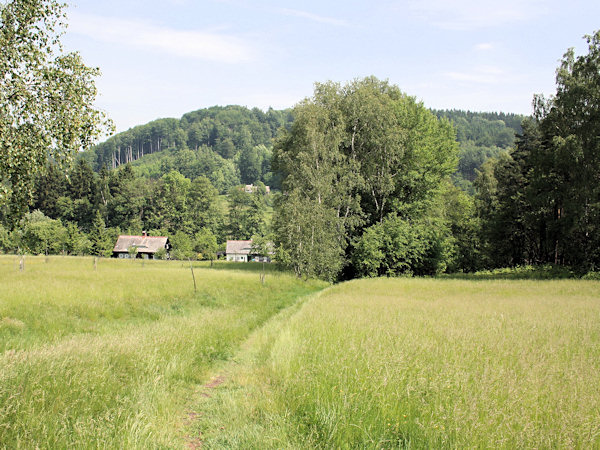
[280,8,349,27]
[407,0,549,30]
[445,66,506,84]
[68,12,255,63]
[476,42,494,51]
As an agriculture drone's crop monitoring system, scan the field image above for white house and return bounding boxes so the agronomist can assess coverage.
[226,240,253,262]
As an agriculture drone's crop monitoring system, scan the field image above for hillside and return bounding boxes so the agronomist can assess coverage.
[82,105,293,193]
[82,106,526,194]
[433,110,526,190]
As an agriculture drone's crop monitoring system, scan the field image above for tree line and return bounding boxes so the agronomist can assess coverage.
[475,31,600,271]
[3,1,598,279]
[85,104,520,195]
[0,160,271,259]
[82,105,292,193]
[271,32,600,280]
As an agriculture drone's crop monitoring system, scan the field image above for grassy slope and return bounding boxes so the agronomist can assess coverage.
[0,256,326,448]
[191,277,600,448]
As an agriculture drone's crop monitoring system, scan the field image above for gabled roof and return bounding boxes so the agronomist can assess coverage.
[226,240,253,255]
[113,235,169,254]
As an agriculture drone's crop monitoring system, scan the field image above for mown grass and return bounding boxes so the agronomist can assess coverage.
[0,255,326,448]
[191,277,600,448]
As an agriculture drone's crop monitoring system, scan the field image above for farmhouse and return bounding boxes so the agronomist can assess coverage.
[226,240,253,262]
[226,239,273,262]
[113,233,171,259]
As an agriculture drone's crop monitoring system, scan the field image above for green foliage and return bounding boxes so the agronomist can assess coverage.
[273,192,345,281]
[352,213,452,277]
[456,265,576,280]
[0,0,110,224]
[433,110,525,189]
[64,222,91,255]
[227,186,266,240]
[0,224,10,253]
[475,31,600,272]
[194,228,218,260]
[154,247,167,260]
[88,105,291,192]
[19,211,67,255]
[146,170,191,234]
[170,230,194,260]
[273,77,458,280]
[441,183,481,272]
[89,210,114,257]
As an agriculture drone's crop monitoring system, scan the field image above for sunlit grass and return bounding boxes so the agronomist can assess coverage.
[0,255,326,448]
[192,277,600,448]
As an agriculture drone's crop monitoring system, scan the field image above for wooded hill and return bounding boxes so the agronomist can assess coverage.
[82,106,293,193]
[433,110,525,191]
[82,105,525,194]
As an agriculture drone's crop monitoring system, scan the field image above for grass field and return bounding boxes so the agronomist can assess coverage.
[190,277,600,448]
[3,258,599,448]
[0,256,326,448]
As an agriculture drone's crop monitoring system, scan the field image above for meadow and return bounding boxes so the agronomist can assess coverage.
[0,256,326,448]
[3,257,600,448]
[191,277,600,448]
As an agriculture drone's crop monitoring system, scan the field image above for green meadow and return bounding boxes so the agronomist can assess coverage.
[0,256,325,448]
[191,277,600,448]
[2,258,600,448]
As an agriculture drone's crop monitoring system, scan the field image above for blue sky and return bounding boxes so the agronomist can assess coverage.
[62,0,600,133]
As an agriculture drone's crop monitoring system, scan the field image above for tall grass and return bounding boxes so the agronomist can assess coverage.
[0,256,326,448]
[192,277,600,448]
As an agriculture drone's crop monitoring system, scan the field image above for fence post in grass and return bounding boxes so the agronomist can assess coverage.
[261,261,265,285]
[189,259,197,292]
[94,256,97,271]
[19,254,24,272]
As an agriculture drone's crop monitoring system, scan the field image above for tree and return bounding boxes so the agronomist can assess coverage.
[147,171,191,233]
[226,186,266,240]
[475,31,600,272]
[187,176,222,235]
[273,191,344,281]
[0,0,111,224]
[194,228,218,263]
[273,77,458,280]
[170,230,194,260]
[32,162,67,218]
[533,31,600,269]
[89,210,113,257]
[20,210,67,254]
[64,221,91,255]
[0,223,11,253]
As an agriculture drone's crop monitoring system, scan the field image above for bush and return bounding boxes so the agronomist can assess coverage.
[352,214,452,277]
[582,271,600,280]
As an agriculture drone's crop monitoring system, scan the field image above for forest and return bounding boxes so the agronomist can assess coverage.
[0,102,522,269]
[1,0,598,281]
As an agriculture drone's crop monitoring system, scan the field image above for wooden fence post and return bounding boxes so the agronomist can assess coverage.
[189,259,197,292]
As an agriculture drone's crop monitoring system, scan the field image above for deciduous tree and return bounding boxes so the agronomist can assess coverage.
[0,0,111,224]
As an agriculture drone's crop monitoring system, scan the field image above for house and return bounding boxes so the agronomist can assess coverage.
[243,184,270,194]
[113,232,171,259]
[226,240,253,262]
[226,239,274,262]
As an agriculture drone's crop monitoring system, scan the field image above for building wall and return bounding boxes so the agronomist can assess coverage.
[227,253,248,262]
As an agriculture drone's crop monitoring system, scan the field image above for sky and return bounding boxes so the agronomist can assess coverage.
[61,0,600,133]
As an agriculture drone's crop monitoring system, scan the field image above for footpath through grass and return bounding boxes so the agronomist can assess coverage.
[0,256,326,448]
[190,277,600,448]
